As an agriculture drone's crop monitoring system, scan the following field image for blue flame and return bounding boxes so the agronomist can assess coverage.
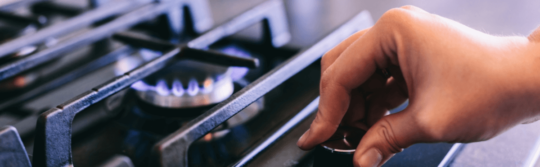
[131,46,251,97]
[172,79,185,96]
[131,81,152,91]
[187,78,200,96]
[156,79,170,96]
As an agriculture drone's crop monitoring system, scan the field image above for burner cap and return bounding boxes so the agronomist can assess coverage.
[132,60,234,109]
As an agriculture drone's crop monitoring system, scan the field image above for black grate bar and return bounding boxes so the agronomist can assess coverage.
[31,1,87,16]
[32,48,180,167]
[32,1,291,166]
[113,32,259,68]
[0,0,145,59]
[180,48,259,68]
[151,11,373,167]
[0,0,215,81]
[113,31,177,51]
[0,46,134,112]
[233,97,320,167]
[0,11,47,26]
[0,126,31,167]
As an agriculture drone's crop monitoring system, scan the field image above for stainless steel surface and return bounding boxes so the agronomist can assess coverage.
[438,143,464,167]
[449,121,540,166]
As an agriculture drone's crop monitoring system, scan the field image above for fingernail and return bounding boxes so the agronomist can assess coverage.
[297,129,311,149]
[358,148,382,167]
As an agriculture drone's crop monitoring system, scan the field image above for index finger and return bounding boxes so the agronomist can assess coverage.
[298,27,391,150]
[321,27,372,73]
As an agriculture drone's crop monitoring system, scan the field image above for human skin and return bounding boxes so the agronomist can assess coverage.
[296,5,540,167]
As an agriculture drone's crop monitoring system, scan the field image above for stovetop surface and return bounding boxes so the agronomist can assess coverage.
[1,0,540,167]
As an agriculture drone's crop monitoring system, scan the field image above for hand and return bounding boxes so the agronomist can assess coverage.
[297,5,540,167]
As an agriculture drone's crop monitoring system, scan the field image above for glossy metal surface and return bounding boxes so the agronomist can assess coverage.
[112,32,260,69]
[0,0,214,81]
[32,1,290,166]
[439,143,464,167]
[0,46,134,112]
[151,10,372,167]
[0,0,144,59]
[312,127,366,167]
[32,48,180,167]
[0,126,31,167]
[100,155,135,167]
[0,11,47,27]
[233,97,319,167]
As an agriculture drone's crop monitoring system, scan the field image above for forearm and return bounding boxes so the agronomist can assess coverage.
[514,38,540,123]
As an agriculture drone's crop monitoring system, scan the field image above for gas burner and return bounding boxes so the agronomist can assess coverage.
[121,82,264,136]
[132,60,234,109]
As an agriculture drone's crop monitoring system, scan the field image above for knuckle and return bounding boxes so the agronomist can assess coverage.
[399,5,418,10]
[320,72,332,91]
[376,118,403,153]
[378,7,425,30]
[380,7,412,22]
[321,52,333,68]
[314,110,336,127]
[310,110,339,134]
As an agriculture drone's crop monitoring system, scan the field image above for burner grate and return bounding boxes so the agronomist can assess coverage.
[30,1,290,167]
[0,0,375,167]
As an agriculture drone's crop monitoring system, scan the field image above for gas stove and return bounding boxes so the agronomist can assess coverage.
[0,0,468,167]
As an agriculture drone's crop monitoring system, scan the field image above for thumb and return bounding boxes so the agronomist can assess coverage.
[353,110,426,167]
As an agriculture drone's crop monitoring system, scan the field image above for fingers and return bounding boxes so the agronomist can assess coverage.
[341,72,390,129]
[298,4,429,152]
[353,111,425,167]
[364,76,408,127]
[321,28,371,73]
[341,88,367,129]
[342,74,408,131]
[298,28,388,150]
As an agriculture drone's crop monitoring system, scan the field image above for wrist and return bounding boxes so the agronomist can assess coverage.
[507,40,540,119]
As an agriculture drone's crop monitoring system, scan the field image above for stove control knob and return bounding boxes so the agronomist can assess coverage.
[313,127,366,167]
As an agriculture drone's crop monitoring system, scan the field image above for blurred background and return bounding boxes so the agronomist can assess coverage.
[207,0,540,47]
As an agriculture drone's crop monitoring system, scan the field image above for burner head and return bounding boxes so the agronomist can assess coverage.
[132,60,234,109]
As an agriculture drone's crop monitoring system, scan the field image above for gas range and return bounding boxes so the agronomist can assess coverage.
[0,0,459,167]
